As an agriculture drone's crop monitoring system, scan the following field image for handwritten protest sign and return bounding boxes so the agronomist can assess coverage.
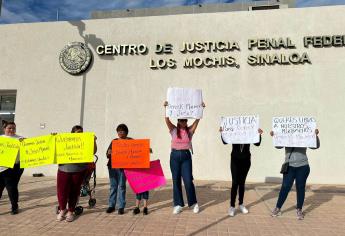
[111,139,150,169]
[272,116,317,147]
[166,87,203,119]
[221,115,260,144]
[124,160,166,194]
[0,137,20,168]
[20,135,55,168]
[55,132,94,164]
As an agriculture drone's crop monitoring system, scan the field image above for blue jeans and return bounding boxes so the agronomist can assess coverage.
[136,191,149,200]
[276,165,310,209]
[108,168,126,208]
[170,150,197,207]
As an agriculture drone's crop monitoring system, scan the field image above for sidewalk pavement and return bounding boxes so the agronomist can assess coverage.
[0,177,345,236]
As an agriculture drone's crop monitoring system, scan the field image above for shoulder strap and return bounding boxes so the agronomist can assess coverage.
[287,147,294,161]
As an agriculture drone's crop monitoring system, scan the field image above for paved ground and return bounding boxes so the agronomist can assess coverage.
[0,177,345,236]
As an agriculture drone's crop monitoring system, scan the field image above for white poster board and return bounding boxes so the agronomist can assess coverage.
[166,87,203,119]
[220,115,260,144]
[272,116,317,147]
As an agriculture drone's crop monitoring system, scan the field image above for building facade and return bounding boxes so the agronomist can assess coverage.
[0,5,344,184]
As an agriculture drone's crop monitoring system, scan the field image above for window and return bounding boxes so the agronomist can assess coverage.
[0,90,17,135]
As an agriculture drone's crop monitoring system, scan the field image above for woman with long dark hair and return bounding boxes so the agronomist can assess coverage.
[164,101,205,214]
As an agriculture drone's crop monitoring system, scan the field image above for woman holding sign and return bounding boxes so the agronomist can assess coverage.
[164,101,204,215]
[106,124,132,215]
[220,126,263,217]
[0,121,24,215]
[56,125,97,222]
[270,129,320,220]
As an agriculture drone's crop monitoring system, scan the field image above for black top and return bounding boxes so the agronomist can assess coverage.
[221,135,261,158]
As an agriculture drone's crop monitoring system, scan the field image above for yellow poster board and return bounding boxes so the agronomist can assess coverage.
[55,132,94,164]
[20,135,55,168]
[0,136,20,168]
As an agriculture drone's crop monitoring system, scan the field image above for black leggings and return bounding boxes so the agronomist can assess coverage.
[230,156,251,207]
[0,164,24,210]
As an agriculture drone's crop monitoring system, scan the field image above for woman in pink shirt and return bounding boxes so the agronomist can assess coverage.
[164,101,204,215]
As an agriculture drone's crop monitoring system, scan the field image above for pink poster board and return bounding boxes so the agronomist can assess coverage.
[124,160,166,194]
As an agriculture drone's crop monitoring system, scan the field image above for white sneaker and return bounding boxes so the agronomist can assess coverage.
[228,207,236,217]
[192,203,199,214]
[271,207,281,217]
[296,209,304,220]
[239,205,249,214]
[173,205,183,214]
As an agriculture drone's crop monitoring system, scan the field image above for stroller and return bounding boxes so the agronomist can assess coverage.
[75,154,98,215]
[56,155,98,216]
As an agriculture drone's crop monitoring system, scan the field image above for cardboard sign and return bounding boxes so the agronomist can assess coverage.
[272,116,317,147]
[55,132,94,164]
[0,136,20,168]
[124,160,166,194]
[221,115,260,144]
[166,87,203,119]
[111,139,150,168]
[20,135,55,168]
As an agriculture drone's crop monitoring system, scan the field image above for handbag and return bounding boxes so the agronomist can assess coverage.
[280,148,294,174]
[280,162,289,174]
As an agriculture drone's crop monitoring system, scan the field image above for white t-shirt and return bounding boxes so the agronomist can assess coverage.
[0,134,22,173]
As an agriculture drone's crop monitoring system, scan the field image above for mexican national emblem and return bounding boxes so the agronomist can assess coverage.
[59,42,92,75]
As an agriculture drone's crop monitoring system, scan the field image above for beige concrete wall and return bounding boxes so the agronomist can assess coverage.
[1,6,344,184]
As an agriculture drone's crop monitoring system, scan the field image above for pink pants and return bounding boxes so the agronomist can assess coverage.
[57,170,85,212]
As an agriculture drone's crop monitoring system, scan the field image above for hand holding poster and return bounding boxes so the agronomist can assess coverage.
[272,116,317,147]
[221,115,260,144]
[111,139,150,168]
[166,87,203,119]
[55,132,94,164]
[0,136,20,168]
[20,135,55,168]
[124,160,166,194]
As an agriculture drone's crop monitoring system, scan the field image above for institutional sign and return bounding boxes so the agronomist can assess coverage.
[59,42,92,75]
[94,34,345,70]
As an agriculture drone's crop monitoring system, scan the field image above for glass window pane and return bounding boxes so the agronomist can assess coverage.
[0,92,17,135]
[0,95,16,111]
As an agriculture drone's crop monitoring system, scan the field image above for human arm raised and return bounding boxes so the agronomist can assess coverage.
[270,131,283,149]
[164,101,176,132]
[188,102,205,134]
[310,129,320,149]
[254,128,263,146]
[219,126,228,145]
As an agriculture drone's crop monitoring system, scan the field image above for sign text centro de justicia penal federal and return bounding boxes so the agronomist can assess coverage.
[95,35,345,70]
